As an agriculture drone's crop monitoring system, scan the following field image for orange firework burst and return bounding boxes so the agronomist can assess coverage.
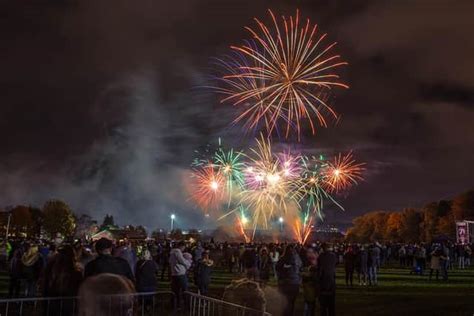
[191,164,226,209]
[218,9,348,139]
[324,152,365,193]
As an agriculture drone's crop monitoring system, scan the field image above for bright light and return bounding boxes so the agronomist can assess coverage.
[310,177,316,183]
[241,216,249,224]
[210,180,219,190]
[171,214,176,220]
[334,169,341,176]
[246,167,254,173]
[255,174,264,182]
[267,173,280,185]
[279,217,284,223]
[284,169,291,176]
[223,165,231,173]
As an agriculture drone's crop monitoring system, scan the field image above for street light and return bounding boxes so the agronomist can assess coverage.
[171,214,176,231]
[279,217,284,231]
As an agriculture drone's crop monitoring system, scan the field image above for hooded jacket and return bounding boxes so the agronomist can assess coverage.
[169,248,192,276]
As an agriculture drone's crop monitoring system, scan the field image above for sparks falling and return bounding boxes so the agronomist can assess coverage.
[216,9,348,139]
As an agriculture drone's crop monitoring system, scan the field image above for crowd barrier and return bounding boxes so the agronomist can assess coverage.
[185,291,271,316]
[0,291,176,316]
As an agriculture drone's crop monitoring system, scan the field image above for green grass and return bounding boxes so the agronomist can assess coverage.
[1,265,473,315]
[157,265,474,316]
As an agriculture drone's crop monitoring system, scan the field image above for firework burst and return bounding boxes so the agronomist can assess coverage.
[296,155,343,219]
[190,164,226,210]
[323,152,365,193]
[239,135,299,231]
[214,146,246,195]
[189,138,364,235]
[217,9,348,139]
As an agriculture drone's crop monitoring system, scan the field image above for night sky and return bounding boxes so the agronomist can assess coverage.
[1,0,473,229]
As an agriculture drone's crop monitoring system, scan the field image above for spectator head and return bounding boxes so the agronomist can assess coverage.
[95,238,113,255]
[321,243,332,252]
[282,244,295,258]
[78,273,135,316]
[142,250,152,261]
[176,241,186,250]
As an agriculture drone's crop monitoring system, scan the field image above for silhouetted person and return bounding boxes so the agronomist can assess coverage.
[344,246,355,286]
[22,245,43,297]
[169,241,192,309]
[43,245,83,315]
[85,238,134,282]
[317,243,337,316]
[276,245,302,316]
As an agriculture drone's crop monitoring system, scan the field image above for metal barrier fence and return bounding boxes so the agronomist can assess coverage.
[185,292,271,316]
[0,291,176,316]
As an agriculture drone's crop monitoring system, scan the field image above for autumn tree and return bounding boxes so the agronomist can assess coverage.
[398,208,422,243]
[42,199,76,238]
[437,211,456,239]
[385,212,402,241]
[346,214,374,242]
[369,211,389,241]
[451,190,474,221]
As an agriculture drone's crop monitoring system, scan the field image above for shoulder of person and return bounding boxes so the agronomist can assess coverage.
[115,256,130,264]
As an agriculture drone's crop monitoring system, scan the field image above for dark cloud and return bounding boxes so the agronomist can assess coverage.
[0,0,472,227]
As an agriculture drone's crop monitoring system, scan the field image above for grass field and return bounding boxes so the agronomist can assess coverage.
[157,264,474,316]
[0,264,473,315]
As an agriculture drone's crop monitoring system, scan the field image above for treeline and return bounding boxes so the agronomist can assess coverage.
[346,190,474,243]
[0,202,152,240]
[0,199,76,238]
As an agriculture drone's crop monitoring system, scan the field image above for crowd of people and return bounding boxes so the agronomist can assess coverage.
[0,237,472,316]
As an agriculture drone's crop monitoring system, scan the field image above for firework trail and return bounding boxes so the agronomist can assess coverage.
[236,206,251,243]
[217,9,348,140]
[293,211,313,244]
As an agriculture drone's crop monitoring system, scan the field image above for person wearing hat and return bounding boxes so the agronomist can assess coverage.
[22,244,43,297]
[135,250,159,293]
[84,238,134,282]
[169,241,192,308]
[194,249,213,295]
